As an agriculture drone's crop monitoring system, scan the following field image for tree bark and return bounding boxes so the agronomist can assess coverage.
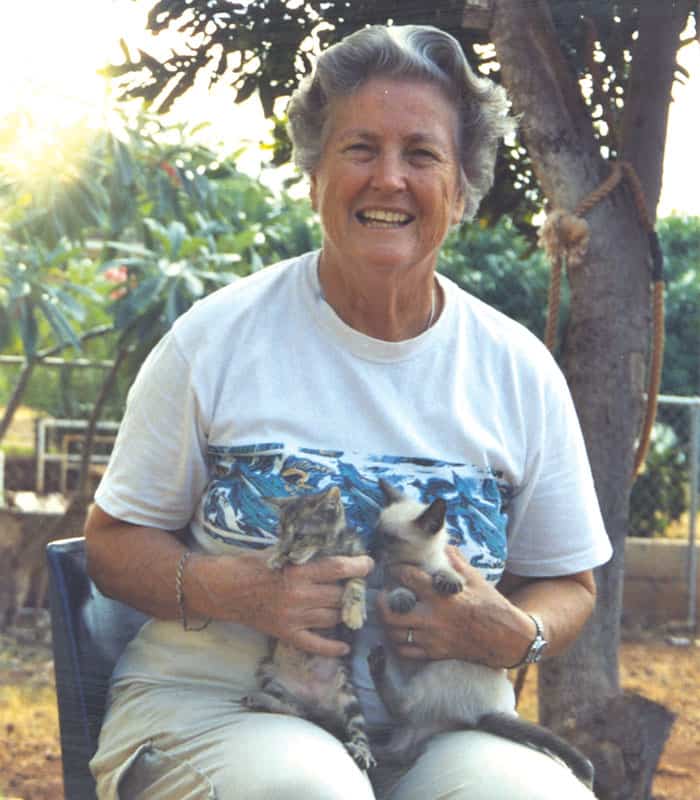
[489,2,684,796]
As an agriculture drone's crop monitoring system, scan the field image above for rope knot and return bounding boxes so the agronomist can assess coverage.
[539,210,590,268]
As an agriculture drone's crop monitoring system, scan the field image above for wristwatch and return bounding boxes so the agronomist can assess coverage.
[508,613,548,668]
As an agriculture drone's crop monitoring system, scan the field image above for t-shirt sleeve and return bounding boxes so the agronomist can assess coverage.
[94,331,209,531]
[505,363,612,577]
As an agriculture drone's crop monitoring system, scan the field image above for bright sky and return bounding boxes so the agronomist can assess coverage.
[0,0,697,216]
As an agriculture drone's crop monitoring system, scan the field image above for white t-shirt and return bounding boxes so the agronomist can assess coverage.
[96,249,611,726]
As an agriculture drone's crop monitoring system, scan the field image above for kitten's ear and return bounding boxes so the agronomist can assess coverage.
[379,479,403,505]
[416,498,447,536]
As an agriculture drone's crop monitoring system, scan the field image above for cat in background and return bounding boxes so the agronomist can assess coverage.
[242,485,375,771]
[367,479,594,789]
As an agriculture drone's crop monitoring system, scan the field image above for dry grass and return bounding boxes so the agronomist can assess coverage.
[0,684,63,800]
[0,635,63,800]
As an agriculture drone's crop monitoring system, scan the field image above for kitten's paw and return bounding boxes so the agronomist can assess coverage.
[367,645,386,679]
[345,740,376,772]
[432,569,464,595]
[342,582,367,630]
[342,600,366,630]
[388,587,416,614]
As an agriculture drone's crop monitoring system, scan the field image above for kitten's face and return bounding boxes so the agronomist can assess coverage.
[269,486,346,564]
[375,480,448,568]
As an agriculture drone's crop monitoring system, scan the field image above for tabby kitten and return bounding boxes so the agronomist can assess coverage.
[243,485,375,771]
[368,479,594,789]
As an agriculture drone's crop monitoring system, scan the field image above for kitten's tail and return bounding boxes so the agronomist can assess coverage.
[478,712,595,790]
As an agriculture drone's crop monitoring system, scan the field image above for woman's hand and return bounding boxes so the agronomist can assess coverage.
[375,547,535,668]
[85,504,374,661]
[190,549,375,659]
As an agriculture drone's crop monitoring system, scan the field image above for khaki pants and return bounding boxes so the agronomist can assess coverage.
[91,620,595,800]
[92,685,595,800]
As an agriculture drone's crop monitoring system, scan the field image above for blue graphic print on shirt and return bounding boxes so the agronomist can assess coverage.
[200,443,510,582]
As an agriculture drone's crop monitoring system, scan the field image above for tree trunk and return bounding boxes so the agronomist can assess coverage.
[489,2,684,796]
[0,360,37,444]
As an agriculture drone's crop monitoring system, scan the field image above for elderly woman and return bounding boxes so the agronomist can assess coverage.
[86,23,611,800]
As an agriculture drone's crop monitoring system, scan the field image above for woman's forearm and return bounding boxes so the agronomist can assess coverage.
[84,503,199,620]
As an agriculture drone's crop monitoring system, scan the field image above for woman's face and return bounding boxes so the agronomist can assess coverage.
[311,78,465,282]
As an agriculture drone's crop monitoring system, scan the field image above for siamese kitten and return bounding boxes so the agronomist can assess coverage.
[243,486,375,771]
[368,479,594,789]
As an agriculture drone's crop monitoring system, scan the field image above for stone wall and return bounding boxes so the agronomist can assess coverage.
[623,537,699,628]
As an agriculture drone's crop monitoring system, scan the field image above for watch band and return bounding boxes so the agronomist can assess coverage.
[507,613,549,669]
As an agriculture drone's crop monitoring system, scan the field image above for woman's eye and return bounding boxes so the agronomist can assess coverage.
[346,143,372,154]
[410,149,438,162]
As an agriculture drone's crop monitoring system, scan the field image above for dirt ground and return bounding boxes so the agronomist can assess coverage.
[0,629,698,800]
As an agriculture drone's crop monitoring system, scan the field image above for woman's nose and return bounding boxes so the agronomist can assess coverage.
[370,151,407,192]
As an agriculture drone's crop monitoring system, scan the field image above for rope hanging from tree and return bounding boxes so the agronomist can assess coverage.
[537,160,666,481]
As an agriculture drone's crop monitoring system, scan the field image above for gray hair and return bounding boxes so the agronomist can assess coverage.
[286,24,516,220]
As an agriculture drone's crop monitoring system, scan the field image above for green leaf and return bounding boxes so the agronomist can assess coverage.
[103,241,154,259]
[167,220,187,258]
[18,300,38,357]
[47,286,87,323]
[180,236,208,258]
[38,296,81,351]
[47,243,83,268]
[114,275,167,327]
[182,271,204,297]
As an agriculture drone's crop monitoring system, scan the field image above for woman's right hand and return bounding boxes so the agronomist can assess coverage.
[85,504,374,659]
[188,549,375,657]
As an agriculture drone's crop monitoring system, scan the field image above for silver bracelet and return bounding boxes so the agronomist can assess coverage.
[175,550,211,631]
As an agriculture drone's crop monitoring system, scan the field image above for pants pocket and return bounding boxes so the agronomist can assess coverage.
[117,741,216,800]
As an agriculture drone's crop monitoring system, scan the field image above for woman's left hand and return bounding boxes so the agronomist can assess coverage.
[375,547,534,667]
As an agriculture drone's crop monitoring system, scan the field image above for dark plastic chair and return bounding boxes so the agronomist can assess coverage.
[47,537,148,800]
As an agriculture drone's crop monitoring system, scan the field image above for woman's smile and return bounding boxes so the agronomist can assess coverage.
[356,208,415,228]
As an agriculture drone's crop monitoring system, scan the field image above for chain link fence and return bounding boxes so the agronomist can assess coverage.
[630,394,699,623]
